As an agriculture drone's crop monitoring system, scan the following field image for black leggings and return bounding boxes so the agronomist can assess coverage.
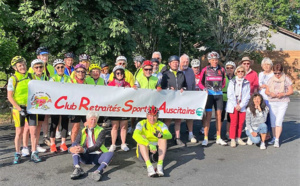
[50,115,69,138]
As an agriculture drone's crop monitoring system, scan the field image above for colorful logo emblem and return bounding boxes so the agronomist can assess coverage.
[196,107,204,117]
[30,92,52,110]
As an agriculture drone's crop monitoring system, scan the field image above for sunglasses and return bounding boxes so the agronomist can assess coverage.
[144,68,153,71]
[226,67,234,70]
[116,72,124,75]
[56,66,64,69]
[34,66,44,69]
[274,72,282,75]
[118,63,126,65]
[243,63,250,65]
[237,71,245,73]
[76,71,86,74]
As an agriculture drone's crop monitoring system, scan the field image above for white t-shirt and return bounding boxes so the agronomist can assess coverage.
[259,72,274,100]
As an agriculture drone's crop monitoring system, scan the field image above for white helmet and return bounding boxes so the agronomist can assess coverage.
[207,51,220,60]
[191,59,201,67]
[113,65,125,72]
[53,59,65,67]
[225,61,236,68]
[31,59,44,68]
[116,56,127,63]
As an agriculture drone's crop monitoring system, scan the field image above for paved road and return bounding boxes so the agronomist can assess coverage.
[0,97,299,186]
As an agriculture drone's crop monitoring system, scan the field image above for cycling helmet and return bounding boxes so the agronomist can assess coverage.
[168,55,180,63]
[89,64,101,71]
[147,105,159,116]
[31,59,44,68]
[113,65,125,72]
[151,58,159,64]
[79,54,91,61]
[74,64,86,70]
[64,52,75,59]
[142,60,153,68]
[36,47,49,55]
[225,61,236,68]
[53,59,65,67]
[207,51,219,60]
[11,56,26,66]
[191,59,201,67]
[133,55,145,63]
[116,56,127,63]
[101,63,109,69]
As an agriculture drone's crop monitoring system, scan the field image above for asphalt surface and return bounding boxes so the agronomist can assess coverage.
[0,97,299,186]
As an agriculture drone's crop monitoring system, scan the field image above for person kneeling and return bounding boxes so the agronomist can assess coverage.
[133,106,172,177]
[69,112,113,181]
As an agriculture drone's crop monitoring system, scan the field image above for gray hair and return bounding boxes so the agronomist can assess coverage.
[86,111,99,121]
[261,57,273,67]
[180,54,190,63]
[152,51,162,59]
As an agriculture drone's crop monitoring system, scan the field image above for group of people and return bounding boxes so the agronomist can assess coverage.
[7,46,293,180]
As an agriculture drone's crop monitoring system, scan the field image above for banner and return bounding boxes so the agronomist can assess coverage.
[27,80,207,119]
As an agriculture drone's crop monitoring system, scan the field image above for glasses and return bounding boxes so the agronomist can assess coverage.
[56,66,64,69]
[144,68,153,71]
[274,72,282,75]
[118,63,126,66]
[243,63,250,65]
[237,71,245,73]
[226,67,234,70]
[116,72,124,75]
[76,71,86,74]
[34,66,44,69]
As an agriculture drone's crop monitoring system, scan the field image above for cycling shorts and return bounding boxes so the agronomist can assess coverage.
[205,95,223,112]
[12,107,28,128]
[71,115,86,123]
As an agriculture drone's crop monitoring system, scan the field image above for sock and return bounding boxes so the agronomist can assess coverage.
[145,160,152,168]
[157,160,163,166]
[189,132,193,136]
[275,138,279,141]
[216,135,221,140]
[204,136,208,140]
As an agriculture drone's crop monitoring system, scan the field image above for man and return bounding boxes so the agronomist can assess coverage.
[133,55,145,80]
[69,112,113,181]
[239,56,259,95]
[179,54,197,143]
[64,52,75,76]
[86,64,105,85]
[100,63,110,85]
[198,51,227,146]
[70,54,91,79]
[161,55,187,146]
[151,58,163,85]
[108,56,135,86]
[133,106,172,177]
[191,59,201,91]
[152,51,167,73]
[134,60,161,90]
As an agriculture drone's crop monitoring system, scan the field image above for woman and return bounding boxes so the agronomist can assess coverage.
[258,57,274,140]
[265,63,293,148]
[49,59,72,153]
[239,56,259,95]
[108,65,131,152]
[245,93,269,150]
[226,65,250,147]
[100,63,110,85]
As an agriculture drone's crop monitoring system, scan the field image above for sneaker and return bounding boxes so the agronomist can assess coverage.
[55,131,62,139]
[202,139,208,146]
[89,170,102,181]
[60,143,68,152]
[50,144,57,153]
[274,140,280,148]
[37,145,47,153]
[13,153,21,164]
[147,165,157,177]
[21,147,30,157]
[43,137,51,147]
[109,145,116,152]
[260,142,266,150]
[247,137,253,145]
[31,151,42,163]
[268,137,275,145]
[127,127,133,135]
[236,138,246,145]
[70,167,85,179]
[216,139,227,146]
[156,164,164,177]
[188,134,197,143]
[175,138,184,146]
[68,131,71,136]
[199,127,204,135]
[121,144,130,151]
[230,139,236,148]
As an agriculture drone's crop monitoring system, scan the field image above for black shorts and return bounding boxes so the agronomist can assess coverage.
[71,115,86,123]
[28,114,45,126]
[137,145,158,163]
[109,117,128,121]
[205,95,223,112]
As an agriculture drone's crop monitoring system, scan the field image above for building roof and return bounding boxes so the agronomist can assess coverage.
[264,23,300,41]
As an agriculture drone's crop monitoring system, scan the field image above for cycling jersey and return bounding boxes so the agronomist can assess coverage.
[199,65,225,95]
[85,77,105,85]
[134,68,143,80]
[28,63,54,78]
[135,75,159,89]
[50,74,72,83]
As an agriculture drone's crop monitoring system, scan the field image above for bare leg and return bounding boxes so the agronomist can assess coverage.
[186,119,194,133]
[174,119,182,138]
[111,121,120,145]
[42,115,49,137]
[275,126,282,139]
[138,144,150,162]
[15,127,24,153]
[158,139,167,161]
[120,120,128,144]
[215,110,222,136]
[204,112,212,138]
[164,119,172,128]
[260,133,266,142]
[71,123,80,143]
[23,122,29,147]
[36,121,43,145]
[29,126,37,152]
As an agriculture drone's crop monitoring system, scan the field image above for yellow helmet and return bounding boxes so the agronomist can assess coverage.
[11,56,26,66]
[89,64,101,71]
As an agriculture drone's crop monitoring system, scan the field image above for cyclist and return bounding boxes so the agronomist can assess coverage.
[152,51,167,73]
[133,55,145,80]
[100,63,110,85]
[161,55,187,146]
[199,51,227,146]
[151,58,163,86]
[64,52,75,76]
[7,56,41,163]
[49,59,72,152]
[108,56,134,86]
[134,60,161,90]
[70,54,91,79]
[69,112,113,181]
[86,64,105,85]
[108,65,131,152]
[133,106,172,177]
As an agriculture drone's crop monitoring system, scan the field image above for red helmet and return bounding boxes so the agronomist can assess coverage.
[147,105,159,116]
[142,60,153,68]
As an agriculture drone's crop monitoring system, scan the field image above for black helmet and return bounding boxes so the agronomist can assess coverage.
[36,46,49,55]
[64,52,75,59]
[133,55,145,63]
[168,55,179,63]
[151,58,159,64]
[101,63,109,68]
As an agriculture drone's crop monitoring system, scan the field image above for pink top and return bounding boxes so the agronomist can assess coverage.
[244,70,259,95]
[267,76,292,102]
[108,79,131,87]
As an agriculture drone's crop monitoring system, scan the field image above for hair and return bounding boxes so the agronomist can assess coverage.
[180,54,190,63]
[273,63,284,72]
[113,68,125,80]
[234,65,246,76]
[247,93,266,117]
[152,51,162,59]
[261,57,273,67]
[86,111,99,121]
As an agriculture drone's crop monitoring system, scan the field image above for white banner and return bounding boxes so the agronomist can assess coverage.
[27,80,207,119]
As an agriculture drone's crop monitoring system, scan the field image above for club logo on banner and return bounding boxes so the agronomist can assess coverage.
[27,80,208,119]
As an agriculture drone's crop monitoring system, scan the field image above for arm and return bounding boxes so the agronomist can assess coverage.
[198,68,206,90]
[161,124,172,140]
[253,73,259,93]
[227,80,237,107]
[161,73,168,89]
[239,83,251,109]
[245,109,254,132]
[7,91,21,111]
[134,79,140,89]
[132,122,150,146]
[222,68,226,89]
